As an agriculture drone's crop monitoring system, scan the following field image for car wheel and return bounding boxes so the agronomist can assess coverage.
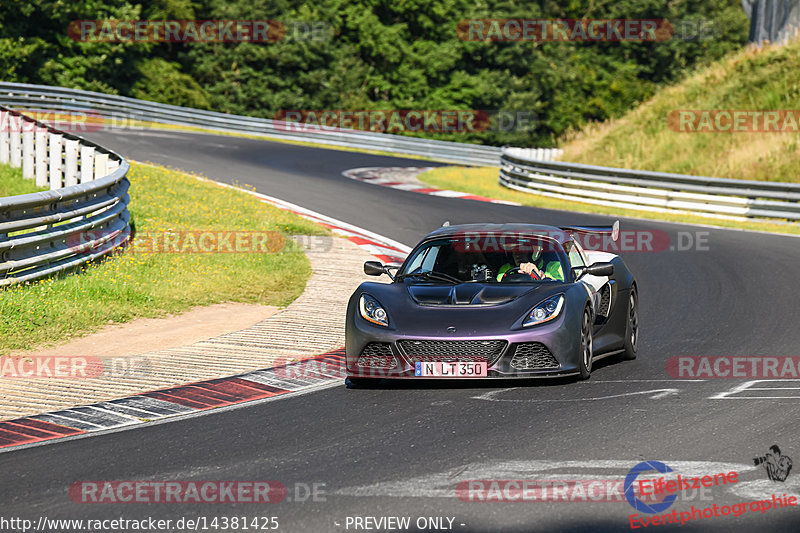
[578,307,593,380]
[345,377,379,388]
[621,287,639,360]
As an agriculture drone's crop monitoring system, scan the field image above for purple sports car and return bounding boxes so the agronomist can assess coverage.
[345,222,637,385]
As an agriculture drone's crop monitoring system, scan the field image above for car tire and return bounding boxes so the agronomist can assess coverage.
[578,307,593,380]
[621,287,639,361]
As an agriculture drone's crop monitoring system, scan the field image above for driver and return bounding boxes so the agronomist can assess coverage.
[497,242,564,282]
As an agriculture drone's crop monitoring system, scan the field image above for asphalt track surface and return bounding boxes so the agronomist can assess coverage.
[2,129,799,532]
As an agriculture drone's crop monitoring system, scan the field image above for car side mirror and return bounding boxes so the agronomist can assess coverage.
[587,262,614,276]
[572,262,614,280]
[364,261,385,276]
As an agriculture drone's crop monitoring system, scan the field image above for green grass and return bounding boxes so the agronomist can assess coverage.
[420,166,800,235]
[0,161,329,354]
[559,40,800,182]
[0,165,46,196]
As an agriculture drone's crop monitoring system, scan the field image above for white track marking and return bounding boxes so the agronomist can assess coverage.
[472,388,680,402]
[342,166,522,205]
[649,389,680,399]
[710,380,800,399]
[592,380,707,382]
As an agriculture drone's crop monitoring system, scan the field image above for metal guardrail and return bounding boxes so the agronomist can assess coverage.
[0,105,131,286]
[0,82,506,167]
[500,147,800,221]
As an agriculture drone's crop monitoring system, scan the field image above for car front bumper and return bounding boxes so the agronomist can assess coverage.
[345,310,583,379]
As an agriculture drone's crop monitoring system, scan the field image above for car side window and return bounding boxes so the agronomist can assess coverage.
[572,239,590,265]
[565,240,585,268]
[405,247,428,273]
[420,246,439,272]
[405,245,440,274]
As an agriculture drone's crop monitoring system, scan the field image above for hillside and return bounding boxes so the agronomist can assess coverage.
[560,39,800,182]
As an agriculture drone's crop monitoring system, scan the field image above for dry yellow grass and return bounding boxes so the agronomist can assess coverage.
[560,40,800,182]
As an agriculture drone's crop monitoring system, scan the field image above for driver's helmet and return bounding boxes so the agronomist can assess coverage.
[529,243,543,262]
[505,239,542,262]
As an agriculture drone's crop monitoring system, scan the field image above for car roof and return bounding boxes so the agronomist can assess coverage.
[424,223,572,243]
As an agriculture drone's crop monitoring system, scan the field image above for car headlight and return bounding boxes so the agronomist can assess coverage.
[523,294,564,327]
[359,294,389,327]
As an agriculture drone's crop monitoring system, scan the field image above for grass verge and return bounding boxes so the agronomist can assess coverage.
[0,165,47,196]
[0,161,329,354]
[420,166,800,235]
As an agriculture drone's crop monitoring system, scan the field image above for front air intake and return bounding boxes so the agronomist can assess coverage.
[510,342,559,370]
[397,339,507,366]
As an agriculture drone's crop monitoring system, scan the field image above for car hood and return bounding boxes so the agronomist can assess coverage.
[406,283,538,306]
[352,281,571,334]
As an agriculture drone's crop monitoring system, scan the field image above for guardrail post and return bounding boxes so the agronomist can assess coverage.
[64,139,79,187]
[0,110,8,164]
[49,133,63,190]
[94,152,108,179]
[80,145,95,183]
[9,116,21,168]
[35,127,48,187]
[22,128,34,179]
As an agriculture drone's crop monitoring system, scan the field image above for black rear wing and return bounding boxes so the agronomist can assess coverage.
[560,220,620,242]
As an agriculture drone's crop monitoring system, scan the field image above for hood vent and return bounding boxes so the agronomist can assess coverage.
[407,284,536,306]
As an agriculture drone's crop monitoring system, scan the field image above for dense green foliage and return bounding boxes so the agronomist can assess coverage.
[0,0,749,146]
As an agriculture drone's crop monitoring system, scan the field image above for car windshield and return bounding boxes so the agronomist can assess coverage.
[398,234,568,283]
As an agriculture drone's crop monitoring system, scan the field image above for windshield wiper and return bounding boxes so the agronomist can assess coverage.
[396,271,462,284]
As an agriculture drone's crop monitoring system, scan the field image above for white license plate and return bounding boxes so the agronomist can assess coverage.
[414,361,487,377]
